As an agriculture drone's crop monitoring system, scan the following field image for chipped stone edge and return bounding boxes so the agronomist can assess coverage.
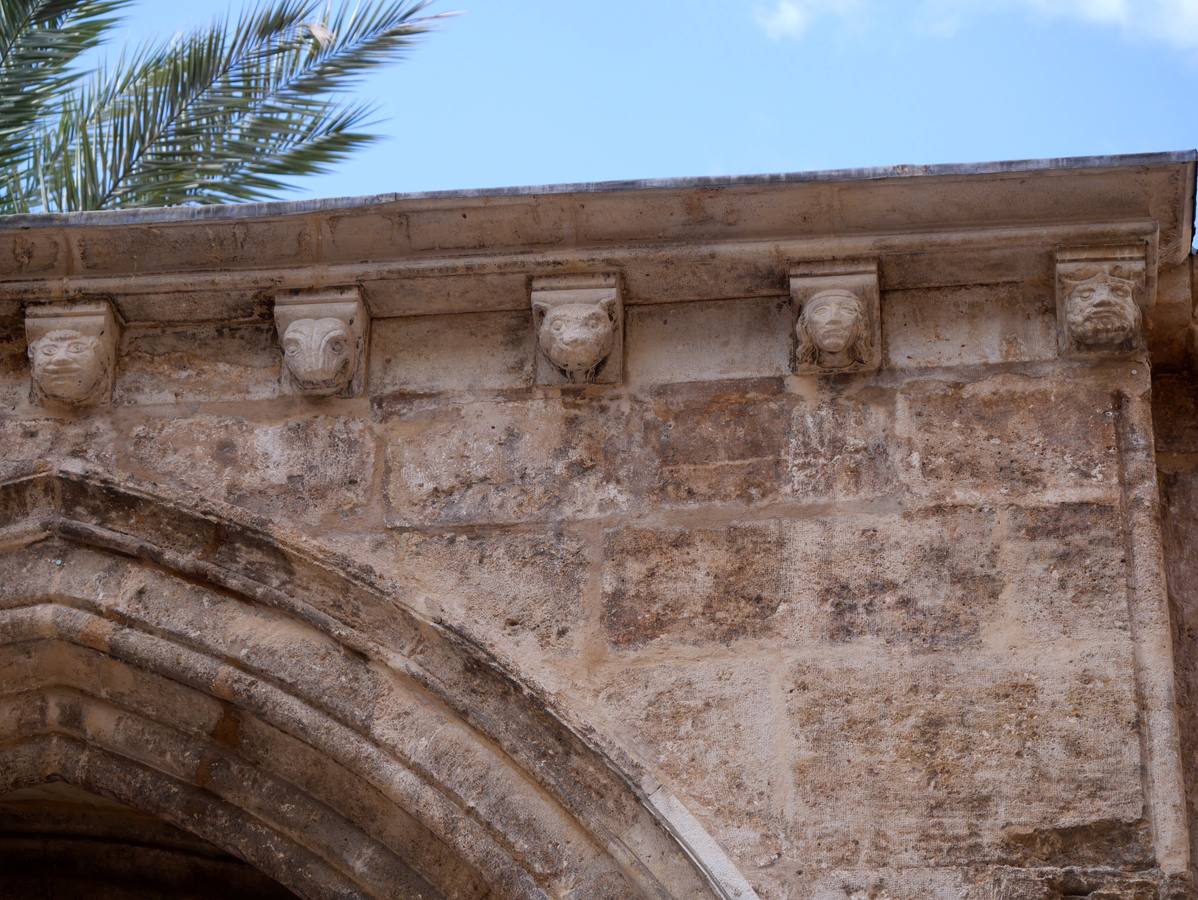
[643,784,763,900]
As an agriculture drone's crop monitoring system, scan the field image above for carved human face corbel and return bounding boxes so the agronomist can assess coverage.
[530,274,623,385]
[789,260,881,375]
[1055,246,1148,356]
[274,287,368,397]
[25,300,120,408]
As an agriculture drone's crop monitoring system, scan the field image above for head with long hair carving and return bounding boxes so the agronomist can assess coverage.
[797,289,871,369]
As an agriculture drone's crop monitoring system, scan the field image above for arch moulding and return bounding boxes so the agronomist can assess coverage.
[0,463,758,900]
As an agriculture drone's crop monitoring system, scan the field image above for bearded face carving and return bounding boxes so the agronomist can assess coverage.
[796,289,872,371]
[29,329,110,406]
[1064,273,1141,350]
[534,298,617,383]
[281,317,357,395]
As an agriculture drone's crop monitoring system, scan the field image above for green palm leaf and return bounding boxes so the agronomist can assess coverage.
[0,0,130,174]
[1,0,444,213]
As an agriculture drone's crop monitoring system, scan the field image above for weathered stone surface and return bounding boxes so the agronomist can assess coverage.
[127,412,376,524]
[591,660,784,885]
[390,527,587,659]
[370,310,534,394]
[0,155,1195,899]
[787,388,899,501]
[638,378,791,507]
[895,372,1121,504]
[883,282,1058,369]
[999,503,1132,645]
[0,414,116,480]
[785,655,1144,873]
[626,297,791,385]
[383,395,628,526]
[603,522,785,648]
[781,506,1001,650]
[114,323,281,405]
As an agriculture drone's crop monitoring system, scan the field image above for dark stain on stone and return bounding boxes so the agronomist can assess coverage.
[999,818,1153,869]
[210,705,241,750]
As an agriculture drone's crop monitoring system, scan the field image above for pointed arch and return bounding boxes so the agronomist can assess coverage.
[0,465,754,899]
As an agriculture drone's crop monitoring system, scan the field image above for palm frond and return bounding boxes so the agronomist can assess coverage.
[28,0,440,211]
[0,0,130,181]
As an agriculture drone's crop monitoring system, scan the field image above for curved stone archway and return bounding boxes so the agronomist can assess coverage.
[0,466,747,900]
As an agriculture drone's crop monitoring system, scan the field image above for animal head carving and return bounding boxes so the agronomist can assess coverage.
[282,317,356,395]
[533,297,617,382]
[29,329,109,406]
[796,289,871,370]
[1064,273,1140,350]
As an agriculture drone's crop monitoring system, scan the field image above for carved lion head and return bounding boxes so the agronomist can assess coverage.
[533,297,617,382]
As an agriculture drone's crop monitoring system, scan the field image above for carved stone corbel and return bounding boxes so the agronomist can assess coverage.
[530,273,623,385]
[1056,245,1148,356]
[274,287,368,397]
[789,259,881,375]
[25,300,120,408]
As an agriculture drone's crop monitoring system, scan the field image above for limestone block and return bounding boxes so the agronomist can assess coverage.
[369,311,534,394]
[636,378,791,506]
[979,867,1181,900]
[113,324,281,406]
[998,503,1131,646]
[24,300,120,408]
[383,396,628,526]
[785,655,1144,872]
[590,660,784,882]
[883,282,1058,369]
[602,522,786,649]
[1055,245,1148,357]
[390,528,587,657]
[790,259,881,375]
[0,318,28,410]
[530,273,623,385]
[895,372,1121,504]
[127,413,376,525]
[787,389,899,502]
[274,286,368,397]
[0,414,115,481]
[625,297,791,386]
[0,229,65,277]
[803,867,969,899]
[780,506,1002,650]
[71,219,314,275]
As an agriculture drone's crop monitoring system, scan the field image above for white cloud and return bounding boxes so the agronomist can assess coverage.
[753,0,864,40]
[754,1,810,38]
[932,0,1198,49]
[756,0,1198,48]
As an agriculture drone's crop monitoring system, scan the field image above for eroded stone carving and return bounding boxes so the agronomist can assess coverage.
[274,287,368,397]
[1056,246,1148,356]
[797,288,873,370]
[1064,273,1141,350]
[25,301,119,408]
[531,274,623,384]
[790,259,881,374]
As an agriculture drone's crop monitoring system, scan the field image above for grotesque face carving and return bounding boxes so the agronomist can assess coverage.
[282,317,356,395]
[534,298,617,382]
[29,329,108,405]
[797,289,870,370]
[1064,273,1141,350]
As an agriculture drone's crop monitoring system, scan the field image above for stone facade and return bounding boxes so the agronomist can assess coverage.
[1,152,1197,899]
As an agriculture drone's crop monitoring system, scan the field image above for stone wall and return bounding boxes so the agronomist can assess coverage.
[1,153,1196,899]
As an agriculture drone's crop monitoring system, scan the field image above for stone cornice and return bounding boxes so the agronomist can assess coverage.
[0,151,1194,366]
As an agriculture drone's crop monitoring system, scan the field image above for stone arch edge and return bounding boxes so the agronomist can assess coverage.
[0,461,759,900]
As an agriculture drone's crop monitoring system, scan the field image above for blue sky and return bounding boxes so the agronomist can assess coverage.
[114,0,1198,199]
